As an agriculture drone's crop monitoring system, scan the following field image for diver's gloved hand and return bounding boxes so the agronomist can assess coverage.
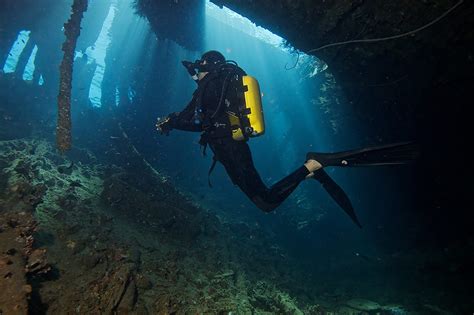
[156,115,174,135]
[181,61,197,77]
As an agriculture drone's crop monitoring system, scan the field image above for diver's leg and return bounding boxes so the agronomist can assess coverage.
[208,139,268,207]
[209,139,316,212]
[254,164,312,211]
[304,142,418,228]
[304,159,323,178]
[307,141,419,167]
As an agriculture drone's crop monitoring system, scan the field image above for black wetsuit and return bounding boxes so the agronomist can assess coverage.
[168,70,310,212]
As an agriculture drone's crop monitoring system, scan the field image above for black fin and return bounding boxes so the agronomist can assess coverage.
[313,170,362,228]
[307,141,419,167]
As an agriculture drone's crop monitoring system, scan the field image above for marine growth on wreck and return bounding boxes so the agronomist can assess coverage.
[1,0,473,314]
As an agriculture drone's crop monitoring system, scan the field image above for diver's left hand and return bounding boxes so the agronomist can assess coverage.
[156,116,172,135]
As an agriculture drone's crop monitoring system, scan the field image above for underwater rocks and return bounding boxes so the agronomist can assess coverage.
[76,263,138,313]
[0,210,50,314]
[2,137,423,313]
[26,248,51,276]
[8,181,47,212]
[0,142,48,211]
[101,172,213,243]
[249,280,304,314]
[0,138,104,231]
[345,298,381,311]
[331,299,410,315]
[0,160,7,195]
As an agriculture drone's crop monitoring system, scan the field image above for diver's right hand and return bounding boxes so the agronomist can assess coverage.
[156,116,173,135]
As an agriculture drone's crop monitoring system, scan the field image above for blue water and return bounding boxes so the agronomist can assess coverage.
[0,0,434,313]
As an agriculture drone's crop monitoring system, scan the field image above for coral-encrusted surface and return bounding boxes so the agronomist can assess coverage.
[1,138,466,314]
[0,139,320,313]
[0,211,38,314]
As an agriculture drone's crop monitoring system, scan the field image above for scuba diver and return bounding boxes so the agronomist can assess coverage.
[156,50,418,228]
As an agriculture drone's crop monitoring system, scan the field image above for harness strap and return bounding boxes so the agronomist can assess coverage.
[200,133,219,187]
[207,156,218,187]
[200,142,208,156]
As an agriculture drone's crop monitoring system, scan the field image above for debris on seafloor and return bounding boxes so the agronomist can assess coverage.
[0,210,50,314]
[381,304,409,315]
[337,298,410,315]
[345,298,381,311]
[213,270,235,279]
[0,137,419,313]
[422,304,452,315]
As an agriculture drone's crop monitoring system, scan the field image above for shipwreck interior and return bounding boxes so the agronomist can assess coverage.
[0,0,473,313]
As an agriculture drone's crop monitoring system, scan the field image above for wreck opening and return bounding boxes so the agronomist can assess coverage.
[1,0,472,313]
[2,30,31,74]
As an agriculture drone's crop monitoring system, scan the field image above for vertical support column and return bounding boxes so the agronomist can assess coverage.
[57,0,88,152]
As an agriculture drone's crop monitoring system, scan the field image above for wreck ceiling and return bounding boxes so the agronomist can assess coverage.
[208,0,472,98]
[135,0,473,129]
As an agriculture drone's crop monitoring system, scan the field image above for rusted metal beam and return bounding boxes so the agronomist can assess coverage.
[57,0,88,152]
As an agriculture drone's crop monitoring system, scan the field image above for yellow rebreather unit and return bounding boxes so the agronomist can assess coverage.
[229,75,265,141]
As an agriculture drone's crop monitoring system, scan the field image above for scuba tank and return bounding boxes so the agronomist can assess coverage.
[210,61,266,141]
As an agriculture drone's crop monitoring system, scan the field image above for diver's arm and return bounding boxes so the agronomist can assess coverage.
[167,100,202,132]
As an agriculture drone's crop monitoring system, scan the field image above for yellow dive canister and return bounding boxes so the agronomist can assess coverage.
[230,75,265,141]
[243,76,265,136]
